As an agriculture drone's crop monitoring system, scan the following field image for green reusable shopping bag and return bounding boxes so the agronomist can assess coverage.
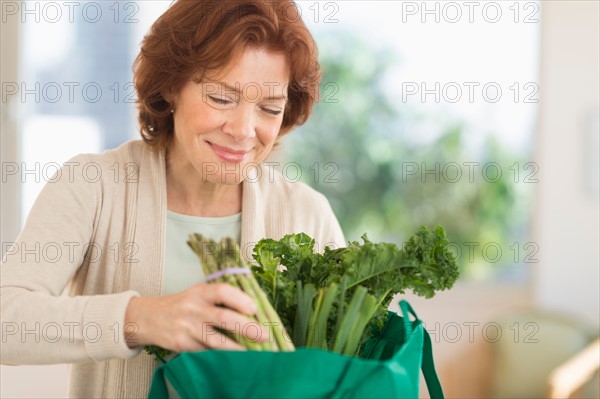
[148,300,444,399]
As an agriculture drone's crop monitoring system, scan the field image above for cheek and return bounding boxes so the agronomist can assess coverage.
[179,107,223,138]
[258,123,282,145]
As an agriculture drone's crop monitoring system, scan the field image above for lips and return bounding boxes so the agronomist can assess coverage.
[207,141,250,163]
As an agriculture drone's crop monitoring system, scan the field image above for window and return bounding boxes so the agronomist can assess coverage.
[285,1,540,282]
[16,1,170,224]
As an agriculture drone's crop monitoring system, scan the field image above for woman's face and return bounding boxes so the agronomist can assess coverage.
[169,47,289,185]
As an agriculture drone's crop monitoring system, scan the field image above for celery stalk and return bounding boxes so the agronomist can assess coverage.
[333,286,367,353]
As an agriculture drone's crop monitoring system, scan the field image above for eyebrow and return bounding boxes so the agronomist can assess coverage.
[204,79,288,101]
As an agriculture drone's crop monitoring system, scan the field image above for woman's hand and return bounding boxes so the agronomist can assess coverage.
[124,283,267,351]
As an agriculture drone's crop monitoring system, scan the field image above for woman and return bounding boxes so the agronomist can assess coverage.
[0,1,345,397]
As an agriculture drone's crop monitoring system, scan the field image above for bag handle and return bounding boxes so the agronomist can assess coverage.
[399,300,445,399]
[399,300,418,338]
[422,329,445,399]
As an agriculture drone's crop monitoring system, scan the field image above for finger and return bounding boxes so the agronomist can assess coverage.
[204,306,259,333]
[200,284,257,315]
[199,325,246,351]
[199,307,271,343]
[217,317,270,343]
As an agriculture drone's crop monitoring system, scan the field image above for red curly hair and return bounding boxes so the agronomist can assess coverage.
[133,0,322,151]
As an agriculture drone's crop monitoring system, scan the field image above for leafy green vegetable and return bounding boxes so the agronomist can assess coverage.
[251,225,459,356]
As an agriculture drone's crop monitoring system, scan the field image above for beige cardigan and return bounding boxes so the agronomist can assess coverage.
[0,140,345,398]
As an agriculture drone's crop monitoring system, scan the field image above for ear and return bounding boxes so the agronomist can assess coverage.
[162,88,178,111]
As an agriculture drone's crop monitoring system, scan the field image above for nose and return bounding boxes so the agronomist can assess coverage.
[222,105,256,142]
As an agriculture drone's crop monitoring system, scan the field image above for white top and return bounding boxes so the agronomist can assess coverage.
[163,210,242,295]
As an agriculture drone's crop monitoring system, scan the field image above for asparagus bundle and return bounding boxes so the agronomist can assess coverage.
[187,234,294,352]
[145,235,293,361]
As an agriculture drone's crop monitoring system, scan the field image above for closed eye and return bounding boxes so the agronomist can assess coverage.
[208,96,233,105]
[262,107,282,116]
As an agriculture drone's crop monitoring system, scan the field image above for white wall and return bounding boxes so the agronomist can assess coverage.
[533,0,600,327]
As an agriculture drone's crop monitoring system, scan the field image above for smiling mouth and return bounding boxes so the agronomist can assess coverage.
[206,141,250,163]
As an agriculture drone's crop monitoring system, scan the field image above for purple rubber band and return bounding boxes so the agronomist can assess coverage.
[204,267,251,282]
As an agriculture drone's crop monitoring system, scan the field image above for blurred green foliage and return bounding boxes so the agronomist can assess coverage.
[282,32,533,281]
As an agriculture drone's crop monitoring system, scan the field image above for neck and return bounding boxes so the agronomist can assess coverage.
[165,145,242,217]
